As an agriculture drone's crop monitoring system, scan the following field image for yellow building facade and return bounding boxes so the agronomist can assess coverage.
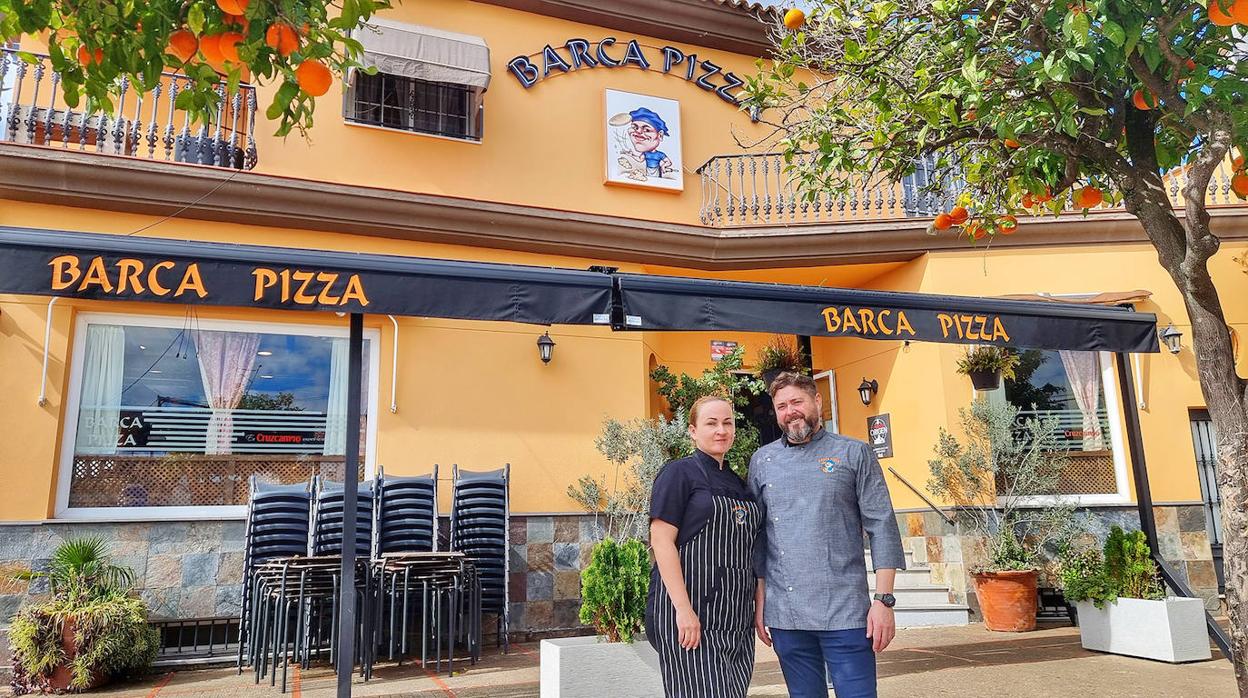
[1,0,1243,637]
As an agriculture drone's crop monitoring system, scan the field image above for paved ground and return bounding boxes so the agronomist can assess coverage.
[53,622,1238,697]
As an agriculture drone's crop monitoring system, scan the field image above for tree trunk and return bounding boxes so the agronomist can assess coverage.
[1126,189,1248,692]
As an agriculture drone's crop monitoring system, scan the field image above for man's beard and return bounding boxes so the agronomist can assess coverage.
[783,413,819,442]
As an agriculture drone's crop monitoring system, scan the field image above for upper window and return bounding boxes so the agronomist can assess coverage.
[62,315,377,515]
[347,19,490,142]
[347,73,483,141]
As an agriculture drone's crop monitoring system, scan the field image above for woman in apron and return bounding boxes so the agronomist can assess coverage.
[646,395,762,698]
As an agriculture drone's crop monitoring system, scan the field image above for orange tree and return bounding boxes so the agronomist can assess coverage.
[0,0,393,136]
[746,0,1247,687]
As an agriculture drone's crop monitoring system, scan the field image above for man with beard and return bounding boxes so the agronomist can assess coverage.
[748,372,905,698]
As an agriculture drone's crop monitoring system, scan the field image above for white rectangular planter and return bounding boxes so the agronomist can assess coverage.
[1076,597,1212,663]
[540,635,664,698]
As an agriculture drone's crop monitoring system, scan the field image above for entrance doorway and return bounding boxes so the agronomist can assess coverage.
[1188,409,1225,594]
[738,370,839,446]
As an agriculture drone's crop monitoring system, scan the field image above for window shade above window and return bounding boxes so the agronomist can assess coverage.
[355,18,491,90]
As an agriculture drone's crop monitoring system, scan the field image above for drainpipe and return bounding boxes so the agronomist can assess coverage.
[387,314,399,413]
[37,297,59,406]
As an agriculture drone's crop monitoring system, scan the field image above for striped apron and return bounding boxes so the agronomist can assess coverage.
[647,492,761,698]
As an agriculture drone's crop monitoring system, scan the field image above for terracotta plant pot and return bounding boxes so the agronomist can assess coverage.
[47,618,109,692]
[966,369,1002,391]
[972,569,1038,632]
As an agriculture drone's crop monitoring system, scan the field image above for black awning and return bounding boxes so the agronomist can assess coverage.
[0,227,614,325]
[617,273,1160,353]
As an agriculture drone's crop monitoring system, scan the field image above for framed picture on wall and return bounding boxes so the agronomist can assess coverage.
[604,89,683,192]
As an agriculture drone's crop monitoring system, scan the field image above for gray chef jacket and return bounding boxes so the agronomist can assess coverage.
[748,427,906,631]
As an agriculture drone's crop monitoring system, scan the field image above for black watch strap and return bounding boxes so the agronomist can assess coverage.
[873,593,896,608]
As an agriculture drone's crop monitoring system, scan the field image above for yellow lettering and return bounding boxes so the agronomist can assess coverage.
[841,307,862,333]
[993,317,1010,343]
[78,256,114,293]
[316,272,341,305]
[937,313,954,338]
[966,315,983,341]
[858,308,879,335]
[279,269,291,303]
[895,310,915,336]
[175,263,207,299]
[959,315,974,340]
[822,307,841,333]
[876,309,894,335]
[341,274,370,307]
[116,259,146,294]
[292,270,317,305]
[50,255,82,290]
[252,268,278,301]
[147,261,175,296]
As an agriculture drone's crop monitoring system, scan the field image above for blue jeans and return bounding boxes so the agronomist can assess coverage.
[770,627,877,698]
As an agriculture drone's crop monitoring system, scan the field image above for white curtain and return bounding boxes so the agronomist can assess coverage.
[195,330,261,455]
[1059,350,1104,450]
[76,325,125,455]
[323,338,349,456]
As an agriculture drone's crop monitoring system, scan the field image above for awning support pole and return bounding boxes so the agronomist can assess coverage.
[336,312,364,696]
[1115,352,1232,662]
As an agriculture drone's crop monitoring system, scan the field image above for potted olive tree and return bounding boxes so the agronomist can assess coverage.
[927,400,1080,632]
[956,345,1020,391]
[1060,527,1211,662]
[9,536,160,693]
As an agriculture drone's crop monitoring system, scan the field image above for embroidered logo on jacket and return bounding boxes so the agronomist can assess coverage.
[731,504,748,524]
[820,457,840,474]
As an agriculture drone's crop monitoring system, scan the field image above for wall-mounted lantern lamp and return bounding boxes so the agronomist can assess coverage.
[858,378,879,406]
[1159,324,1182,355]
[537,332,556,364]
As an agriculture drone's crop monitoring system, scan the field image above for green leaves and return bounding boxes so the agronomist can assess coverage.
[578,538,651,643]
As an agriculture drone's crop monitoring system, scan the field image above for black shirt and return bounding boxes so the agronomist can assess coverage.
[648,449,753,547]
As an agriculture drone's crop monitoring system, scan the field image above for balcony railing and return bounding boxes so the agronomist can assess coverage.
[698,151,1246,227]
[1,48,257,170]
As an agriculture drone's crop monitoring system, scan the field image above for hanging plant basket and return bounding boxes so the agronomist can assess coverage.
[967,369,1002,391]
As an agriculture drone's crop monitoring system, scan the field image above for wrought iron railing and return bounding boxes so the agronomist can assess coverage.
[0,48,257,170]
[697,151,1246,227]
[153,616,241,663]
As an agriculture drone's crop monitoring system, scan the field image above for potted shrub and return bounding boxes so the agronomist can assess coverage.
[927,400,1081,632]
[755,335,809,388]
[9,536,160,693]
[1060,527,1211,662]
[956,345,1020,391]
[540,538,660,698]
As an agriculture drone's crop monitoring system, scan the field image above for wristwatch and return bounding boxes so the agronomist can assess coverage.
[873,593,896,608]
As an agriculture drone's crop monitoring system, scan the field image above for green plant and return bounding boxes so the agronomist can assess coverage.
[926,400,1083,573]
[755,336,809,376]
[8,537,159,694]
[1103,526,1165,601]
[955,346,1021,381]
[1059,527,1164,609]
[578,538,650,643]
[650,346,764,478]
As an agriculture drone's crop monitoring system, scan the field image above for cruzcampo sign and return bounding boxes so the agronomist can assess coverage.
[506,37,745,105]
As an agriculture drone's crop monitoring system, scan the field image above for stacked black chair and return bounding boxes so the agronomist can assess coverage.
[450,464,510,652]
[373,465,438,556]
[237,479,312,678]
[311,477,375,558]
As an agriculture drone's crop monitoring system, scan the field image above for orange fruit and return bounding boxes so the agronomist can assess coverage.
[967,222,988,240]
[219,31,244,63]
[1185,58,1198,71]
[963,109,977,121]
[77,45,103,67]
[1232,173,1248,198]
[1004,138,1021,149]
[1021,193,1034,208]
[998,215,1018,234]
[1209,0,1236,25]
[224,13,250,30]
[1076,185,1104,209]
[296,59,333,96]
[948,206,969,224]
[933,213,954,230]
[167,29,198,63]
[217,0,249,15]
[1233,0,1248,23]
[200,33,225,64]
[1233,154,1245,172]
[266,23,299,57]
[1034,186,1053,203]
[1132,89,1157,110]
[783,8,806,30]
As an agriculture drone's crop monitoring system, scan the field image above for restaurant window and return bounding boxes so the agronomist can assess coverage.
[347,73,483,141]
[61,314,377,515]
[987,349,1126,499]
